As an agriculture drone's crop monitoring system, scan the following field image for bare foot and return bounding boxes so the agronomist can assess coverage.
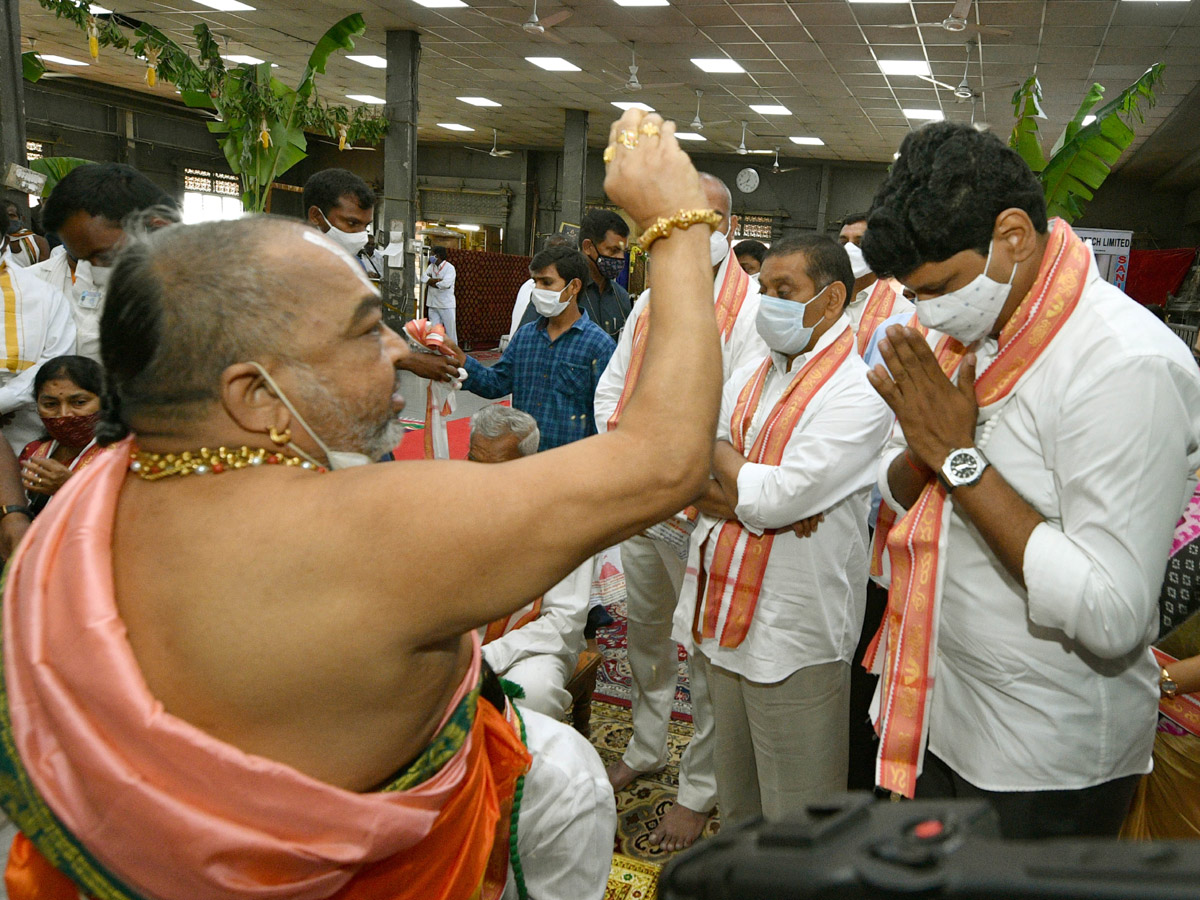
[648,801,709,852]
[606,759,649,793]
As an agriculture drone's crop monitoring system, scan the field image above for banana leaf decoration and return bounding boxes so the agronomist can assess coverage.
[28,157,95,196]
[1009,64,1165,223]
[21,52,46,83]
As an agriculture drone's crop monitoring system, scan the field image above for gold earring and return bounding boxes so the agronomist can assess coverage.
[269,426,292,446]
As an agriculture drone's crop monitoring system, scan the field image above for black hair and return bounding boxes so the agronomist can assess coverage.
[734,240,768,264]
[580,208,629,250]
[530,245,590,289]
[840,212,868,230]
[861,122,1048,279]
[430,245,448,262]
[33,355,104,401]
[302,168,376,219]
[764,234,854,313]
[41,164,176,234]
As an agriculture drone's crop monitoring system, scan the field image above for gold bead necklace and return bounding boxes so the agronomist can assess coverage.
[128,445,328,481]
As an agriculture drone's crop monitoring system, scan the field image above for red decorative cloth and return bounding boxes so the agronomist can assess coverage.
[1126,248,1197,307]
[446,250,532,349]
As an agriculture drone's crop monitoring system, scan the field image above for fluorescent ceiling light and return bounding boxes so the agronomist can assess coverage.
[346,55,388,68]
[849,1,908,4]
[526,56,580,71]
[1081,114,1097,126]
[222,54,276,66]
[194,0,256,11]
[675,132,706,141]
[453,224,481,231]
[790,136,824,146]
[459,96,501,107]
[750,104,791,115]
[346,94,386,104]
[613,0,670,6]
[438,123,475,131]
[878,59,932,77]
[39,54,89,66]
[89,4,113,13]
[413,0,468,7]
[691,58,744,74]
[903,108,944,120]
[612,101,655,112]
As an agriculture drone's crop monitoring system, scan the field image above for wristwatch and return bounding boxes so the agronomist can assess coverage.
[1,504,32,521]
[938,447,989,492]
[1161,667,1180,700]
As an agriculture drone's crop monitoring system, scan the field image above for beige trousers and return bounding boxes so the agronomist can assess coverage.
[703,656,851,824]
[620,533,718,813]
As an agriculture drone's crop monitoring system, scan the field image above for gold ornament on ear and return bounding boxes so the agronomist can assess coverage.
[269,426,292,446]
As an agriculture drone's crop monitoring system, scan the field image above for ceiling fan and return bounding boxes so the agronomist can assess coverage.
[467,129,514,158]
[512,0,571,44]
[918,40,1020,102]
[885,0,1011,38]
[612,42,684,93]
[688,89,731,131]
[754,148,801,175]
[724,121,774,156]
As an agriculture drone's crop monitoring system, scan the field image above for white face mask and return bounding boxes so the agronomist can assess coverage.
[530,285,570,318]
[755,284,830,356]
[710,226,731,267]
[248,362,374,470]
[915,238,1016,345]
[319,210,370,256]
[843,241,872,280]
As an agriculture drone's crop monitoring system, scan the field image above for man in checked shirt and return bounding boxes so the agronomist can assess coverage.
[454,245,616,450]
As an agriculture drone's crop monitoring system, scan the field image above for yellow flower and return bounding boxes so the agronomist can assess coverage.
[87,17,99,60]
[336,123,348,151]
[145,47,160,87]
[259,120,271,149]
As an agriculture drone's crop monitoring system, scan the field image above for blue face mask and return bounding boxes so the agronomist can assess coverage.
[755,283,831,355]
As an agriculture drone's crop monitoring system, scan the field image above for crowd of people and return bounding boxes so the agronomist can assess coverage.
[0,107,1198,900]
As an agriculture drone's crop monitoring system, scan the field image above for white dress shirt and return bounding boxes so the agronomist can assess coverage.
[876,252,1200,791]
[594,252,767,432]
[678,319,894,683]
[421,260,456,309]
[0,253,78,451]
[28,251,102,361]
[481,555,593,675]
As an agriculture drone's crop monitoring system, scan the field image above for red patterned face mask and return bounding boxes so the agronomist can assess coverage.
[41,413,99,447]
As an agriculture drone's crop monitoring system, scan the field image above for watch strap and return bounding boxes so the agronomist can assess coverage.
[1,504,32,521]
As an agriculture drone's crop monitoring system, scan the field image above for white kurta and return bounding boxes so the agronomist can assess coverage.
[876,251,1200,792]
[0,254,79,452]
[676,319,893,682]
[593,252,767,431]
[421,260,457,309]
[28,251,103,361]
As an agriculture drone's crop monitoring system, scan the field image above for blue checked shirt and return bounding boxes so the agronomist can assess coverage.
[463,311,617,450]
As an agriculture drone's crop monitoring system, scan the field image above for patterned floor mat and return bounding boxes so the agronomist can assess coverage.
[605,853,660,900]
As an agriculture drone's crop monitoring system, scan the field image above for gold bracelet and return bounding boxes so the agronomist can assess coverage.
[638,208,722,251]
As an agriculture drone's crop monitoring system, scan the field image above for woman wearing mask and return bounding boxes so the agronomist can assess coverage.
[19,355,106,514]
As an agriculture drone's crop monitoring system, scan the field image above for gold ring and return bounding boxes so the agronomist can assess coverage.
[619,130,638,150]
[603,145,616,164]
[639,121,661,138]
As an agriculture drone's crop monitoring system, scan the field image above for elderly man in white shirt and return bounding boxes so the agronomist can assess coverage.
[421,245,458,344]
[677,234,892,823]
[862,122,1200,839]
[468,404,592,718]
[593,173,766,851]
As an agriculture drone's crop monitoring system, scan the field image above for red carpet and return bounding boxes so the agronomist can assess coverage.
[394,417,473,460]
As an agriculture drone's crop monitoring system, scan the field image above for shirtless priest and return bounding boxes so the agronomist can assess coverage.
[0,110,725,900]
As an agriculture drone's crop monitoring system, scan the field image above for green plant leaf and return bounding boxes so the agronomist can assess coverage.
[28,157,94,196]
[1051,82,1105,157]
[1009,75,1047,173]
[296,13,366,101]
[22,51,46,83]
[1040,63,1165,223]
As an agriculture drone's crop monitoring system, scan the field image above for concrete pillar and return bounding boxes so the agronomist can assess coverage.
[0,0,29,213]
[382,29,420,328]
[560,108,588,230]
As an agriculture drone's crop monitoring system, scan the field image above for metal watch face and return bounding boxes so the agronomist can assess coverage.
[946,450,981,483]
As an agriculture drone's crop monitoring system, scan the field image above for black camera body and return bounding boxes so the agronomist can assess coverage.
[660,793,1200,899]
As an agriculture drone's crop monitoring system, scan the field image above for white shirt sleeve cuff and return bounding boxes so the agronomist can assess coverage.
[877,447,909,515]
[733,463,770,536]
[1022,521,1088,637]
